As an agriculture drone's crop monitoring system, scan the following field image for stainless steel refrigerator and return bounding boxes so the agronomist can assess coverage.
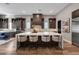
[72,17,79,47]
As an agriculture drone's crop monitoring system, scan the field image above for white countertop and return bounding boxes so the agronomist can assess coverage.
[16,32,61,36]
[0,30,16,33]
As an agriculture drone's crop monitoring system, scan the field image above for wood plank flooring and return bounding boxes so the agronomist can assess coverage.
[16,41,79,55]
[0,38,16,55]
[0,38,79,55]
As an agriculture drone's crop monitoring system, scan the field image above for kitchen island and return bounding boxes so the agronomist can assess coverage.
[16,32,63,49]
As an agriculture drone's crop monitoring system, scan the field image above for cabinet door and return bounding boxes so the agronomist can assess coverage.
[0,18,8,28]
[12,18,25,31]
[0,18,3,28]
[41,19,44,29]
[3,18,8,28]
[49,18,56,28]
[32,14,43,25]
[20,18,25,30]
[58,20,61,33]
[31,14,44,29]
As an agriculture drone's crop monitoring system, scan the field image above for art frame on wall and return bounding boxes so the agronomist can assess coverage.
[62,18,70,33]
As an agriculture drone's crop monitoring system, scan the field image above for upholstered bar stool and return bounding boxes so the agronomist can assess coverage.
[52,35,59,47]
[41,35,50,47]
[18,35,27,48]
[52,35,59,42]
[29,35,38,48]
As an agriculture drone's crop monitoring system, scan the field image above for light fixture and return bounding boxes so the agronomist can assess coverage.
[36,14,39,18]
[33,9,42,13]
[22,10,26,14]
[49,10,54,14]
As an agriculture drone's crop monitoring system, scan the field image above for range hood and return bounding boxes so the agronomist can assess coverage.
[32,13,43,25]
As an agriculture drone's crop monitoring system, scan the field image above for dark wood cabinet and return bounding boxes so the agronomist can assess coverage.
[32,14,43,25]
[41,18,44,28]
[58,20,61,33]
[49,18,56,29]
[12,18,25,31]
[0,18,8,28]
[31,13,44,29]
[31,18,44,29]
[31,18,33,28]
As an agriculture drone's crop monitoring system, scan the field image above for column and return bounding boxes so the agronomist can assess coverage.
[8,17,12,30]
[44,17,49,31]
[25,16,31,31]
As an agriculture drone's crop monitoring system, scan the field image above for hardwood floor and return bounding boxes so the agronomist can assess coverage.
[16,41,79,55]
[0,38,16,55]
[0,38,79,55]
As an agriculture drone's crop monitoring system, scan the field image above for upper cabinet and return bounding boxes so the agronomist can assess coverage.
[49,18,56,29]
[31,13,44,29]
[12,18,26,31]
[32,13,43,25]
[0,18,8,28]
[31,14,56,29]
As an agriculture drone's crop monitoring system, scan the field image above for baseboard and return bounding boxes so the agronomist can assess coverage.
[64,39,72,44]
[72,42,79,47]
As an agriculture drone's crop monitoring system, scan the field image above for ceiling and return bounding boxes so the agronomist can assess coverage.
[0,3,70,15]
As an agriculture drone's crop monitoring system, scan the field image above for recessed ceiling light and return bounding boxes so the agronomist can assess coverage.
[33,9,42,13]
[22,10,26,14]
[49,10,54,14]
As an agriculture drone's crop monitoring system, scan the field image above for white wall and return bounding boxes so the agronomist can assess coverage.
[56,3,79,43]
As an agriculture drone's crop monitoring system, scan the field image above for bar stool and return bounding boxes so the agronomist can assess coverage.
[52,35,59,47]
[52,35,59,42]
[29,35,38,48]
[41,35,50,47]
[18,35,27,48]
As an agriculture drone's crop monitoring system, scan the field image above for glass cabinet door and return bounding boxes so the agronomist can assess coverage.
[0,18,8,29]
[12,18,26,31]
